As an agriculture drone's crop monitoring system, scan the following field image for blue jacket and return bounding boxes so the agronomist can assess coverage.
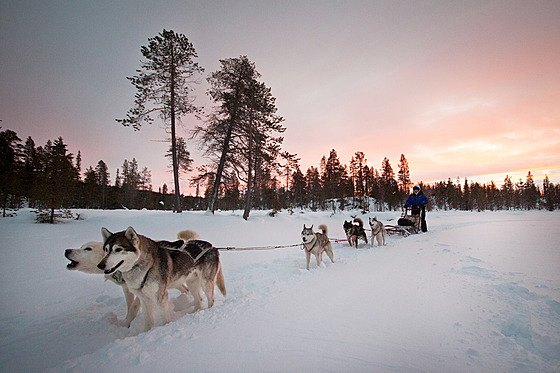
[405,191,428,207]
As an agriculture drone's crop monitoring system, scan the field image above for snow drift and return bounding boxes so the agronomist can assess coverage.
[0,209,559,372]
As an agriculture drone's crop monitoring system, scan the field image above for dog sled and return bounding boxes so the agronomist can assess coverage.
[385,207,422,237]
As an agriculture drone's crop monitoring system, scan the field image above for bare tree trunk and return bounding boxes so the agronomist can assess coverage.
[208,86,241,214]
[208,122,233,214]
[170,51,182,213]
[243,123,254,220]
[243,165,253,220]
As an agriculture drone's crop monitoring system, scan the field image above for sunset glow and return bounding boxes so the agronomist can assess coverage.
[1,1,559,194]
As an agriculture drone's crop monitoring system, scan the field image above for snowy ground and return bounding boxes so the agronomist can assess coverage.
[0,208,559,372]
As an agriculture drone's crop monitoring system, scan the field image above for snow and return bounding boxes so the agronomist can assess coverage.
[1,208,559,372]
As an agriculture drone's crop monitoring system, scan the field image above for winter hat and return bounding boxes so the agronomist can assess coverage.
[413,184,421,192]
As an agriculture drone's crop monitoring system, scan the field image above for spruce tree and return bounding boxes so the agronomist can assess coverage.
[117,29,203,213]
[397,154,411,191]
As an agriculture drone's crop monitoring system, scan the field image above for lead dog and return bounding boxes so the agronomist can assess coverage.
[343,217,368,247]
[368,217,386,247]
[301,224,334,270]
[97,227,225,332]
[65,230,201,327]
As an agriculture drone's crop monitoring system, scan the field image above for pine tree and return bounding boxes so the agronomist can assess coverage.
[37,137,77,223]
[322,149,347,200]
[195,56,284,218]
[502,175,514,209]
[0,129,22,215]
[306,166,321,210]
[75,150,82,181]
[542,175,555,211]
[95,160,110,209]
[397,154,411,191]
[21,136,40,206]
[83,166,98,208]
[381,157,394,181]
[117,29,203,213]
[195,56,259,213]
[379,157,398,210]
[280,151,300,191]
[522,171,539,209]
[349,151,366,197]
[291,166,306,209]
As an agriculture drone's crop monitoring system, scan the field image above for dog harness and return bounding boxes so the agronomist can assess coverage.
[303,235,329,252]
[112,271,124,283]
[371,225,382,236]
[138,268,150,289]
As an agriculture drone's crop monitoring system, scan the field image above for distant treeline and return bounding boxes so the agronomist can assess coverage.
[1,129,558,222]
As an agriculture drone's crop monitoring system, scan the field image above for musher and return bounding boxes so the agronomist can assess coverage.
[404,184,428,232]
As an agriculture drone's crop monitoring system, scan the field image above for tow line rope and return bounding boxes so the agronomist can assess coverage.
[215,238,349,252]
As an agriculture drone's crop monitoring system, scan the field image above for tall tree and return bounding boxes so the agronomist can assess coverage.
[349,151,366,197]
[95,160,110,209]
[239,79,285,219]
[381,157,394,181]
[21,136,40,206]
[542,175,555,211]
[75,150,82,181]
[322,149,347,200]
[291,166,306,209]
[195,56,284,218]
[117,29,204,213]
[397,154,411,191]
[280,151,300,191]
[522,171,539,209]
[305,166,322,210]
[83,166,98,208]
[502,175,514,209]
[0,129,22,216]
[195,56,258,213]
[380,157,398,210]
[37,137,77,223]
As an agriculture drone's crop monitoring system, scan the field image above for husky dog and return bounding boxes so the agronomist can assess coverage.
[97,227,226,332]
[301,224,335,270]
[343,217,368,247]
[368,217,386,247]
[65,230,199,327]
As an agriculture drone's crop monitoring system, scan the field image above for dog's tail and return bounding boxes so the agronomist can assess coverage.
[177,229,200,242]
[318,224,328,236]
[216,263,227,297]
[353,217,364,227]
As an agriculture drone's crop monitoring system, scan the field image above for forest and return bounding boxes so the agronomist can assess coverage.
[1,128,559,223]
[1,30,558,221]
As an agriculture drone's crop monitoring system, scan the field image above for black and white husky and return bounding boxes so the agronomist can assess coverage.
[301,224,335,270]
[343,217,368,247]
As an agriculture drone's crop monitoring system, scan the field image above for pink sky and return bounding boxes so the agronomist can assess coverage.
[1,1,559,195]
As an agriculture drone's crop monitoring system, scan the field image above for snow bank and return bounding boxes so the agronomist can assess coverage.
[0,209,558,372]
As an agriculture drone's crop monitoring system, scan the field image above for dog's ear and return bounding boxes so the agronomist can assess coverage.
[125,226,140,247]
[303,224,307,229]
[310,224,313,230]
[101,227,112,242]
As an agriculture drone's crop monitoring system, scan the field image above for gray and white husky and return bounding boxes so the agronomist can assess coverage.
[65,230,205,327]
[368,217,386,247]
[96,227,226,332]
[301,224,334,270]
